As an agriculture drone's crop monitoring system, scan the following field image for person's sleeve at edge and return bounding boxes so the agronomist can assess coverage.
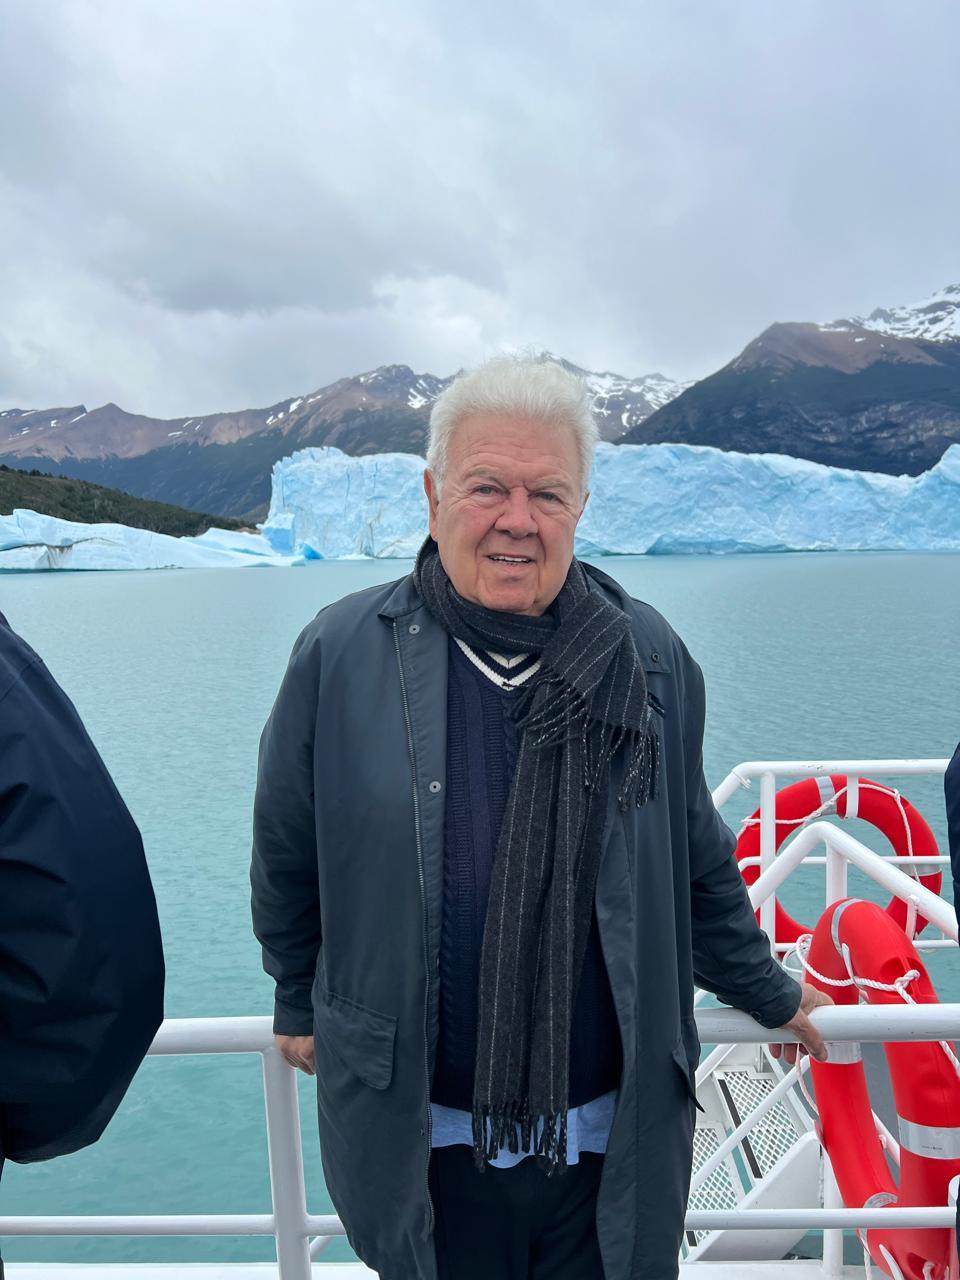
[250,624,324,1037]
[677,638,802,1030]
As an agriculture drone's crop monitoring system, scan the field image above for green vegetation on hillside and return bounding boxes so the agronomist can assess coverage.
[0,465,244,536]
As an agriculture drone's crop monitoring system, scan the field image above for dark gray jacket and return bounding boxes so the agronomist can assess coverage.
[0,614,164,1166]
[947,741,960,908]
[250,565,801,1280]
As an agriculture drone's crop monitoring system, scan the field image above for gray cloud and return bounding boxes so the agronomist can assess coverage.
[1,0,958,417]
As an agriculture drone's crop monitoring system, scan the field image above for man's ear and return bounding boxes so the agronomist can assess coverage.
[423,470,440,540]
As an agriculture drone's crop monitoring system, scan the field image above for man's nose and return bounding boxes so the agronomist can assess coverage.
[495,487,538,537]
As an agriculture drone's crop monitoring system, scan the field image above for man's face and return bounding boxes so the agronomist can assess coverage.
[423,414,587,617]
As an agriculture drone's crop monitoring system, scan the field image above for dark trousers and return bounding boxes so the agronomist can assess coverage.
[427,1145,605,1279]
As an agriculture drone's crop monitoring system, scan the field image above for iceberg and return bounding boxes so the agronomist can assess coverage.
[262,441,960,558]
[0,509,293,572]
[261,447,428,558]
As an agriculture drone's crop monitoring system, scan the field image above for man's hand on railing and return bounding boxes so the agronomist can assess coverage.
[275,1034,316,1075]
[770,983,834,1065]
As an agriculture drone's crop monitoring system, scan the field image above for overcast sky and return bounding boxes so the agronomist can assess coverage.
[1,0,958,418]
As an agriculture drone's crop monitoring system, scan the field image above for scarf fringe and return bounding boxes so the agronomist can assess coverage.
[515,680,660,808]
[618,718,660,810]
[472,1102,569,1176]
[512,674,661,808]
[511,675,584,745]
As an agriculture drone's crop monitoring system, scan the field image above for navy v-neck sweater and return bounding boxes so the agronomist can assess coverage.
[430,636,623,1111]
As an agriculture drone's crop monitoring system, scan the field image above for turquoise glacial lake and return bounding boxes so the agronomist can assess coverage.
[1,553,958,1265]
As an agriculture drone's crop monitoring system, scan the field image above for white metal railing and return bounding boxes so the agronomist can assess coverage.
[0,1019,340,1278]
[711,759,952,812]
[711,758,951,959]
[5,1010,960,1263]
[1,759,956,1278]
[707,757,956,1278]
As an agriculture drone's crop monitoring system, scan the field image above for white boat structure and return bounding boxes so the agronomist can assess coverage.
[3,758,957,1280]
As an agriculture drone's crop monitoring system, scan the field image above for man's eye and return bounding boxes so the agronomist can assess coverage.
[538,492,561,503]
[474,485,497,496]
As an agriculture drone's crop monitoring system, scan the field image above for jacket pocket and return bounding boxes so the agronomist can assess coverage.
[314,988,397,1090]
[672,1016,704,1113]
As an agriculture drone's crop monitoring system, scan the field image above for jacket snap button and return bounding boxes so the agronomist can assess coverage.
[651,651,660,663]
[409,623,421,635]
[428,780,442,794]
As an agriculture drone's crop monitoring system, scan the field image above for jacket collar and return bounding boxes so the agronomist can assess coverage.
[377,572,423,620]
[376,560,669,673]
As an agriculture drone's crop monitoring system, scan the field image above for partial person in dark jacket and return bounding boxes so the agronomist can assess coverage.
[947,742,960,1259]
[947,742,960,910]
[0,612,165,1272]
[948,741,960,1259]
[251,355,831,1280]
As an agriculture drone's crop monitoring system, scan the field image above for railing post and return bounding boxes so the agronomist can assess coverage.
[759,770,777,953]
[821,1150,844,1278]
[825,842,847,908]
[261,1046,312,1280]
[949,1175,959,1278]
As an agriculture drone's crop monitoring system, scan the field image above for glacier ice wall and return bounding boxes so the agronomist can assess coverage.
[262,441,960,558]
[5,441,959,571]
[261,447,430,558]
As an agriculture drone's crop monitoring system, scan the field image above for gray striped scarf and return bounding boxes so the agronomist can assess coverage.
[413,538,659,1174]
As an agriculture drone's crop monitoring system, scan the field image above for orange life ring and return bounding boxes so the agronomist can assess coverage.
[735,775,941,944]
[805,899,960,1280]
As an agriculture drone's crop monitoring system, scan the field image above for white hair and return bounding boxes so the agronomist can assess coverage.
[426,353,598,496]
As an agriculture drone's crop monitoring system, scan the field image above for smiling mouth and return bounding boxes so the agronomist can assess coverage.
[487,554,534,565]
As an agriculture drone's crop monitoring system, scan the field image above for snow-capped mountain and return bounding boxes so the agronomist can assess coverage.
[542,356,689,439]
[0,357,684,516]
[823,283,960,343]
[623,284,960,475]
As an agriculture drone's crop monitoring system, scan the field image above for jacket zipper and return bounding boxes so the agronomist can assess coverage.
[392,620,436,1235]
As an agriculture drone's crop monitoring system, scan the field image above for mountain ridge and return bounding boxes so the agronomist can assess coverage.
[3,285,959,514]
[0,357,688,515]
[620,284,960,475]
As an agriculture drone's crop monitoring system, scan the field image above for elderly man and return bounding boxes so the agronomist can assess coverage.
[250,355,828,1280]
